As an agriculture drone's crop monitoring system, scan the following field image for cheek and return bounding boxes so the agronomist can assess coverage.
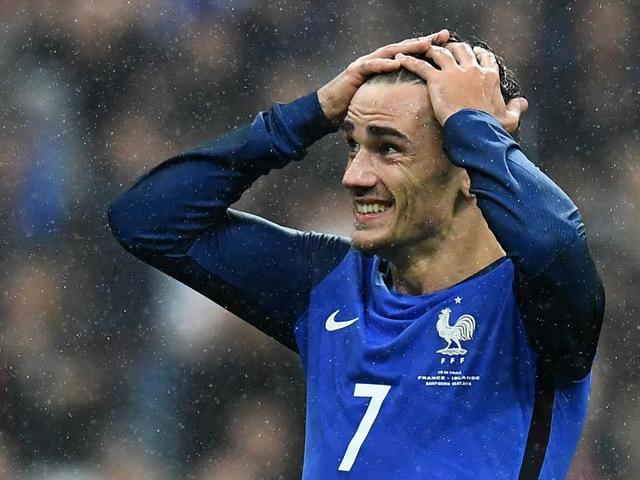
[395,181,428,223]
[401,179,451,225]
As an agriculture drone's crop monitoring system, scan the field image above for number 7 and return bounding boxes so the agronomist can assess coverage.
[338,383,391,472]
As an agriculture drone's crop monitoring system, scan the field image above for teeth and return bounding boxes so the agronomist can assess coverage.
[356,203,388,214]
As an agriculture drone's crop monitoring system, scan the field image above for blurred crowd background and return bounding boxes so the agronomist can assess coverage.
[0,0,638,478]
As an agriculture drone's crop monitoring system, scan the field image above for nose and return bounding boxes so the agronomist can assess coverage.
[342,150,378,192]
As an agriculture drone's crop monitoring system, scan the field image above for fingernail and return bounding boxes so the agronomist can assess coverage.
[396,53,405,59]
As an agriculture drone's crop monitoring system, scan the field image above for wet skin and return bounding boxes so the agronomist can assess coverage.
[341,81,468,260]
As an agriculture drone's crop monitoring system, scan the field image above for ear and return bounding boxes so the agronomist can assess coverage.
[460,170,475,199]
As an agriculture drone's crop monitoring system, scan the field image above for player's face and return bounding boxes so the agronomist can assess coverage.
[342,81,466,257]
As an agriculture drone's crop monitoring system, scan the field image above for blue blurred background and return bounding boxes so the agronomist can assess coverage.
[0,1,638,478]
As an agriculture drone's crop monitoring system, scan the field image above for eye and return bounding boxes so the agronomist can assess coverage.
[380,143,400,155]
[346,138,360,154]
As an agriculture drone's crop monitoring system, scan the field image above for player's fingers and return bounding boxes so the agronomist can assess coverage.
[398,29,450,45]
[361,29,449,61]
[446,42,476,67]
[354,57,402,77]
[423,28,450,45]
[424,45,457,69]
[363,38,432,61]
[473,46,498,72]
[395,53,438,80]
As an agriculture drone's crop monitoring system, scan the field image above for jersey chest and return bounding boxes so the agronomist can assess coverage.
[295,253,537,478]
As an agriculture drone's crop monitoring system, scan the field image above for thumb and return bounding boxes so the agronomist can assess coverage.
[506,97,528,116]
[503,97,528,134]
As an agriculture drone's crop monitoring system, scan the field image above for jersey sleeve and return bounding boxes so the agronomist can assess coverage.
[442,110,605,381]
[108,92,350,351]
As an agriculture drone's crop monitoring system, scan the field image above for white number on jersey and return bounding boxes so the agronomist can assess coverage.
[338,383,391,472]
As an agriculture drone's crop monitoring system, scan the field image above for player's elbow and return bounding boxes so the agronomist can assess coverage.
[108,195,158,256]
[107,196,143,253]
[526,206,587,267]
[108,194,195,258]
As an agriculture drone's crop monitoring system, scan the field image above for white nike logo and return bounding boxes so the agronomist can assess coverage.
[325,309,359,331]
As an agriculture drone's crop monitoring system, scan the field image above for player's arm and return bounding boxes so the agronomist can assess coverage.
[108,93,350,349]
[108,31,451,350]
[398,44,604,382]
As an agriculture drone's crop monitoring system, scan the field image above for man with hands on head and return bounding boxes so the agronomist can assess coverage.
[109,29,604,479]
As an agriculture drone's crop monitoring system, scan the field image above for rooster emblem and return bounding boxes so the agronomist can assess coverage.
[435,308,476,355]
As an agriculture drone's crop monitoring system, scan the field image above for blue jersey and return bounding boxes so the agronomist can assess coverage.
[298,252,589,478]
[109,93,604,478]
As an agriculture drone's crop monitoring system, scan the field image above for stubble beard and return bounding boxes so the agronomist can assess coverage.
[350,227,397,257]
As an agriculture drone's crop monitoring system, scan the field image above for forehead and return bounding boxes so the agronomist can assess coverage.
[346,82,433,134]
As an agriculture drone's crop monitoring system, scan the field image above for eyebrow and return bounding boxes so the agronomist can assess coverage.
[341,120,409,142]
[340,121,354,133]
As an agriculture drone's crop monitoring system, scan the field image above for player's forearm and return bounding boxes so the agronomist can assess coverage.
[108,92,336,256]
[443,110,604,378]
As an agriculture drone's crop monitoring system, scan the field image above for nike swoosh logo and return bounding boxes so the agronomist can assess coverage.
[325,309,359,332]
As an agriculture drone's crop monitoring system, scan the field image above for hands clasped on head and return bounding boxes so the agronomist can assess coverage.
[318,29,528,134]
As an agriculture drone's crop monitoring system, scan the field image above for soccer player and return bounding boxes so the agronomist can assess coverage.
[109,29,604,479]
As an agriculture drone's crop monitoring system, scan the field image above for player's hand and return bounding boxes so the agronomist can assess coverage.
[317,29,450,123]
[395,44,528,133]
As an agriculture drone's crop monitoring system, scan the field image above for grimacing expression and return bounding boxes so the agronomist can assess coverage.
[341,81,467,257]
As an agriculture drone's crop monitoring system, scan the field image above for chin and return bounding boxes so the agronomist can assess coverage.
[350,232,392,256]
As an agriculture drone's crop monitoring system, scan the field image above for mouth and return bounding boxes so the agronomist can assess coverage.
[353,199,394,225]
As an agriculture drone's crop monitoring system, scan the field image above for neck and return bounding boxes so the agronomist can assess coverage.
[385,206,505,296]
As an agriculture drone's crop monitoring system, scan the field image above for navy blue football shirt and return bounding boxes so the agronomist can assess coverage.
[109,92,604,478]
